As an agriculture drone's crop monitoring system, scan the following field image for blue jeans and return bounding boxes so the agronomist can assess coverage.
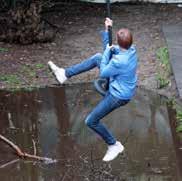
[65,53,102,78]
[65,53,129,145]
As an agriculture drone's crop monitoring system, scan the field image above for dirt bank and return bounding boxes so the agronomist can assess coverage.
[0,3,181,97]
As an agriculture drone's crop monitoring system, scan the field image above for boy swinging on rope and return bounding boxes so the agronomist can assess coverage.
[48,18,138,162]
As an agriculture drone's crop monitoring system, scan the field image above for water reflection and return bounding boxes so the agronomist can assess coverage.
[0,83,180,181]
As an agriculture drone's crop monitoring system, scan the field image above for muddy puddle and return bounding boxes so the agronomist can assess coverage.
[0,83,181,181]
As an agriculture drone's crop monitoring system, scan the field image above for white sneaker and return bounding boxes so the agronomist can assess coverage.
[48,61,67,84]
[102,141,124,162]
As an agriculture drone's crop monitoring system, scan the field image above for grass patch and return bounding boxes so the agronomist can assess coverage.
[0,74,20,85]
[176,109,182,132]
[21,65,36,78]
[20,64,45,78]
[21,86,39,92]
[5,86,39,93]
[35,63,45,69]
[0,47,8,52]
[168,98,182,133]
[156,74,170,89]
[156,47,171,89]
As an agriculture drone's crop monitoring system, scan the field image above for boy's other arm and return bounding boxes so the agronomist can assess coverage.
[100,18,113,51]
[100,46,121,78]
[101,31,109,51]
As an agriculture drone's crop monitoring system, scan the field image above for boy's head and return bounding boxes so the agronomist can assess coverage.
[116,28,133,50]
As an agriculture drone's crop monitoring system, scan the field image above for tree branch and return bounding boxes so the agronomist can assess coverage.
[0,134,56,163]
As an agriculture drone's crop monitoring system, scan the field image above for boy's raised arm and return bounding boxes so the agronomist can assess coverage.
[100,18,113,51]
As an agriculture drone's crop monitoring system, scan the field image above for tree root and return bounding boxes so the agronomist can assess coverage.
[0,134,56,163]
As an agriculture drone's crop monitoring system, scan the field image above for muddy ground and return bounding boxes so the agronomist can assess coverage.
[0,2,182,96]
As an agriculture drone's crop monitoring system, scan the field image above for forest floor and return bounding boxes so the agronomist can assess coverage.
[0,2,182,97]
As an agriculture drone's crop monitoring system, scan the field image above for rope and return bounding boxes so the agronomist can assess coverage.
[94,0,112,95]
[106,0,112,46]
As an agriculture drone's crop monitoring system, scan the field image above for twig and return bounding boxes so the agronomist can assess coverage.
[32,139,37,156]
[0,159,19,169]
[123,129,133,145]
[41,17,62,32]
[60,168,70,181]
[8,112,16,129]
[0,134,56,163]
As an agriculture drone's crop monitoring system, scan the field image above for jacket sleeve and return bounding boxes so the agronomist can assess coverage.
[100,30,109,51]
[100,47,122,78]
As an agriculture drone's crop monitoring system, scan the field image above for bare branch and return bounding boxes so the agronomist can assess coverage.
[0,134,56,163]
[0,134,23,157]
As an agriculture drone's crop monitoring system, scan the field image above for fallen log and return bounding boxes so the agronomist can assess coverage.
[0,134,56,164]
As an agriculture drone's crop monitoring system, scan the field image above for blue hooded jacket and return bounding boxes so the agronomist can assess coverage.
[100,31,138,100]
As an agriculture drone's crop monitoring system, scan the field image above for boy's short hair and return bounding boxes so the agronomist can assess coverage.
[116,28,133,50]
